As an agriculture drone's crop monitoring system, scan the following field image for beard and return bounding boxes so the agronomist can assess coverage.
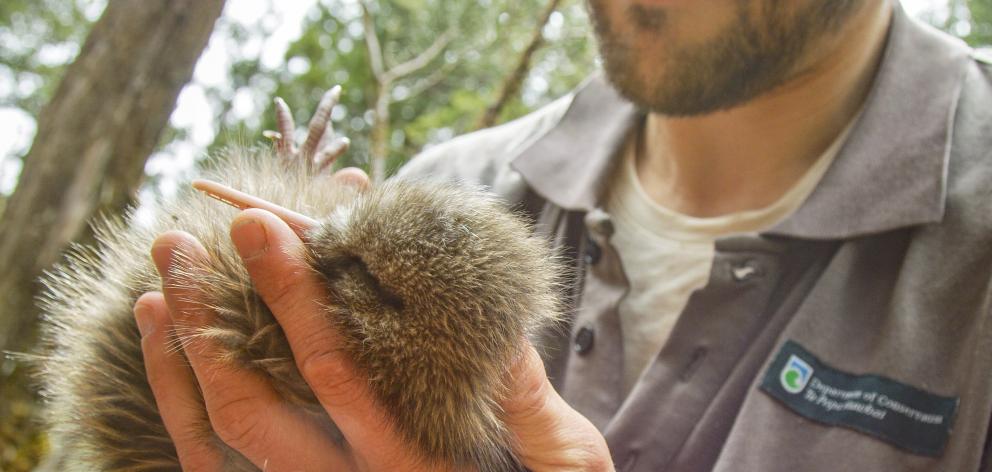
[588,0,861,116]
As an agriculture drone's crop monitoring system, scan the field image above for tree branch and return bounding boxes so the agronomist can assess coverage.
[397,63,456,101]
[384,27,455,81]
[476,0,562,129]
[360,0,385,81]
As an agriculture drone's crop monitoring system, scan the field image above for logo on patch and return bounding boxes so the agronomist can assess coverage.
[781,354,813,394]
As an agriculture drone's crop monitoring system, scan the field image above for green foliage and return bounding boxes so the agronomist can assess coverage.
[917,0,992,48]
[0,0,103,112]
[205,0,597,176]
[0,0,103,201]
[965,0,992,47]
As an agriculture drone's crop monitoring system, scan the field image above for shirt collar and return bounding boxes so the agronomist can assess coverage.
[511,5,973,239]
[511,74,640,212]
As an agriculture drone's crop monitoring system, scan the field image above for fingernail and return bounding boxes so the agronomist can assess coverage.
[134,302,156,337]
[231,218,267,260]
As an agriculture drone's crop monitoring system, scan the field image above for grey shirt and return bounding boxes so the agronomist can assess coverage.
[399,6,992,471]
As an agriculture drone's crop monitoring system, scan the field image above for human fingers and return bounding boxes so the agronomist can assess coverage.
[135,291,225,471]
[502,344,615,472]
[151,231,352,471]
[229,209,436,470]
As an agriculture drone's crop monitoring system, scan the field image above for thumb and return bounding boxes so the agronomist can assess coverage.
[502,344,557,421]
[501,344,615,472]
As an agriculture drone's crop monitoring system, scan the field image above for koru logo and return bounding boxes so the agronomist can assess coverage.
[780,355,813,394]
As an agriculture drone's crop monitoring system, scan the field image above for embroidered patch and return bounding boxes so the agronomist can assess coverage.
[760,340,959,457]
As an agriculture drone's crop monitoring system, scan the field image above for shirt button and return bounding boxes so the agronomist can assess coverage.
[574,326,595,355]
[730,259,763,282]
[592,218,615,237]
[584,238,601,265]
[584,208,614,237]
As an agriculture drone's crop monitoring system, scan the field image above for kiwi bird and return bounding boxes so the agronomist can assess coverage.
[36,88,562,471]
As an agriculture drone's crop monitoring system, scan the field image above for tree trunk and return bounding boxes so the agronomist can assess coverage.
[477,0,562,129]
[0,0,225,469]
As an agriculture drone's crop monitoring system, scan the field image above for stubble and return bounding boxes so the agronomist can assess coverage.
[588,0,862,116]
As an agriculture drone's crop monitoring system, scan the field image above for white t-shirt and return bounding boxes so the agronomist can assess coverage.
[607,124,854,396]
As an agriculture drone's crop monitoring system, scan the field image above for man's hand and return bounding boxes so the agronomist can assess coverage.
[133,177,614,471]
[502,344,615,472]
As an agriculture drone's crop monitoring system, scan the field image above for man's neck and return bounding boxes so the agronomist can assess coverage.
[637,1,893,218]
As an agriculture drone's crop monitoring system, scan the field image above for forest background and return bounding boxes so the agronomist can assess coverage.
[1,0,990,469]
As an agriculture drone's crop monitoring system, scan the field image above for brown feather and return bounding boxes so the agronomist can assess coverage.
[36,145,563,472]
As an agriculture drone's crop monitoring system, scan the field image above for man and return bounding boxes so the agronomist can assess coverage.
[138,0,992,470]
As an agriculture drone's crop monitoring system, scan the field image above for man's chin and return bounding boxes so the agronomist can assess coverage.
[601,68,719,117]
